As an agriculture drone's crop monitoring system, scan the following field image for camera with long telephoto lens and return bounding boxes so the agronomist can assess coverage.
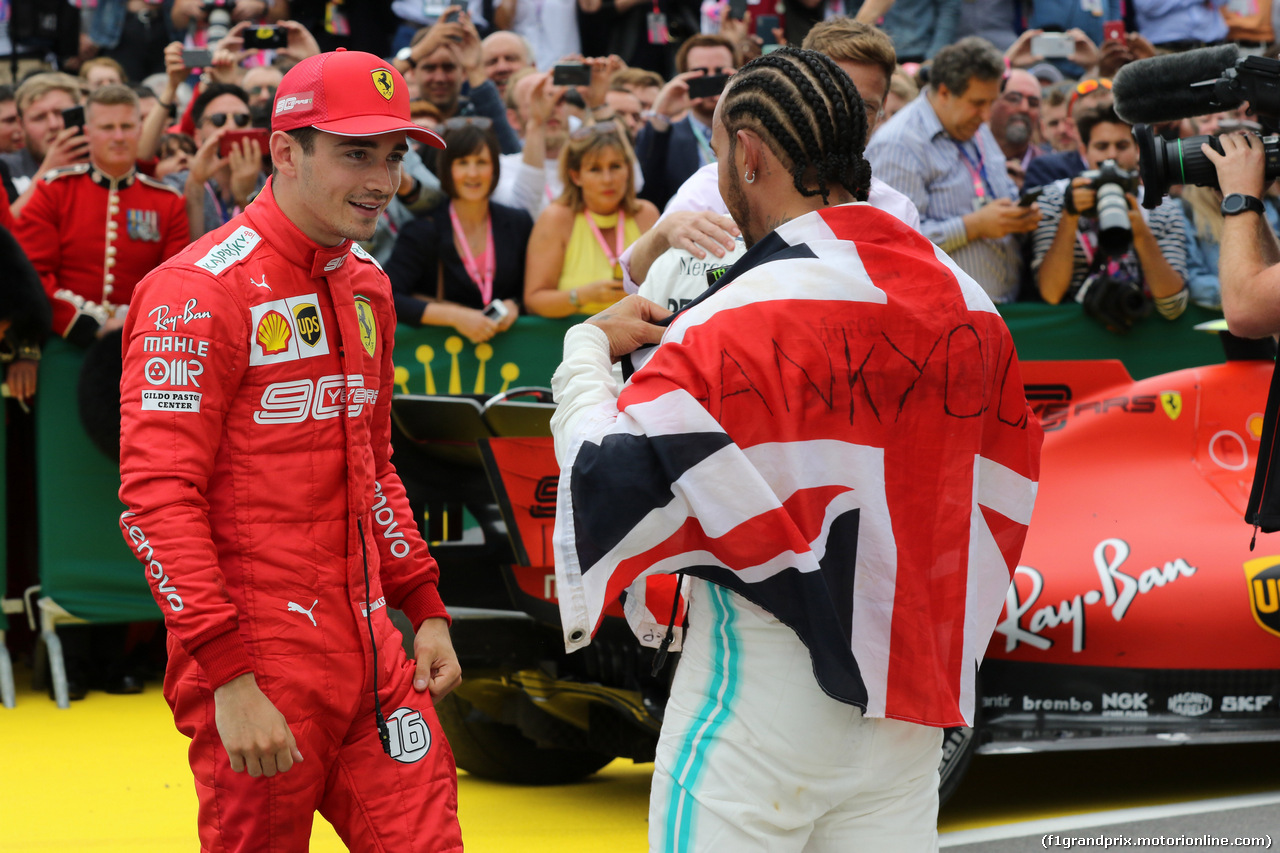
[203,0,233,43]
[1069,160,1149,332]
[1113,48,1280,207]
[1134,124,1280,208]
[1073,159,1141,255]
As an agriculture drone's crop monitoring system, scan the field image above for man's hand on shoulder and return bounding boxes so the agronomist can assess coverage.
[213,672,305,778]
[587,294,672,359]
[413,617,462,699]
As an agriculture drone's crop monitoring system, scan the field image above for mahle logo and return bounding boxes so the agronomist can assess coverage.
[1244,556,1280,638]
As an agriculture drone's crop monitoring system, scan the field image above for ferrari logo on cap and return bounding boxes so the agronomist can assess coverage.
[1160,391,1182,420]
[372,69,395,101]
[354,296,377,357]
[1244,556,1280,638]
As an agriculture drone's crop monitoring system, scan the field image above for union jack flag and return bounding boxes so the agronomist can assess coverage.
[553,204,1043,727]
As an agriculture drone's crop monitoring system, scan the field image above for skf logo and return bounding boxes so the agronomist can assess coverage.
[354,296,377,357]
[385,707,430,763]
[1161,391,1182,420]
[293,303,323,347]
[1243,556,1280,637]
[256,310,293,355]
[372,68,395,101]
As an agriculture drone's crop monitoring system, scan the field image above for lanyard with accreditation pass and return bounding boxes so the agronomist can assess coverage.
[954,138,993,211]
[586,209,627,280]
[449,202,495,304]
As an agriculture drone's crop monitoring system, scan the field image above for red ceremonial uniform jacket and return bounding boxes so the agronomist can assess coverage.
[15,162,189,344]
[117,181,449,690]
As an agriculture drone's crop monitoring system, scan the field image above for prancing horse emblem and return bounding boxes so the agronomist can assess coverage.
[372,69,395,101]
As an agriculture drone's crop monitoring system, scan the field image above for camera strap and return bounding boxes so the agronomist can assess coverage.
[1247,355,1280,545]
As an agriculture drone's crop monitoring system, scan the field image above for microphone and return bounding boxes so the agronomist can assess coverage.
[1113,44,1241,125]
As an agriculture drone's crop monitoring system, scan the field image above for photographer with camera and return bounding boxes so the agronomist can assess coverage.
[1032,104,1188,328]
[1203,130,1280,337]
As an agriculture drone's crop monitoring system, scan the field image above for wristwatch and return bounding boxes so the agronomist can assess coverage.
[1221,193,1266,217]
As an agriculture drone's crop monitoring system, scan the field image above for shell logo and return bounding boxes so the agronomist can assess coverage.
[256,310,293,355]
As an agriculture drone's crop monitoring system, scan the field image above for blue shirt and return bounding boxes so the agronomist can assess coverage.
[865,92,1024,302]
[1134,0,1228,44]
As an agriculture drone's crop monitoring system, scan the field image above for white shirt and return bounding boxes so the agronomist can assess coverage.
[512,0,581,70]
[622,163,923,292]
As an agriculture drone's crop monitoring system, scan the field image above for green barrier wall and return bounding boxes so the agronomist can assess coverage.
[36,338,156,623]
[27,304,1230,623]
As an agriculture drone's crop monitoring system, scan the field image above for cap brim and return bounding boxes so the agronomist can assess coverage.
[311,115,446,149]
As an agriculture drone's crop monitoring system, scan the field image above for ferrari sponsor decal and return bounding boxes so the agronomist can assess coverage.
[254,374,377,424]
[350,242,383,270]
[1160,390,1182,420]
[1028,383,1160,432]
[1168,691,1212,716]
[248,294,331,366]
[1222,695,1274,712]
[997,538,1198,653]
[293,303,323,348]
[354,296,376,357]
[150,298,212,331]
[143,335,208,356]
[194,225,262,275]
[1101,692,1148,717]
[323,255,346,272]
[1243,556,1280,638]
[119,512,183,612]
[144,357,203,387]
[274,92,313,116]
[256,311,292,355]
[360,596,386,617]
[1022,696,1093,712]
[371,480,411,558]
[141,390,202,412]
[372,68,396,101]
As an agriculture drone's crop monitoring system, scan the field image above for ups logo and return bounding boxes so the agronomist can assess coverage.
[1244,557,1280,638]
[292,303,324,348]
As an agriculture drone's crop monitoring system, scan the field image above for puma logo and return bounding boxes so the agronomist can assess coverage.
[288,599,318,627]
[251,275,271,291]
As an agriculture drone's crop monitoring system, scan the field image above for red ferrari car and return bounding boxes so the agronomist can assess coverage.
[939,352,1280,799]
[390,340,1280,799]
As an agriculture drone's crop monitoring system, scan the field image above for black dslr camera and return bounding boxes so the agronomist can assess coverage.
[1069,159,1141,255]
[1069,160,1148,333]
[203,0,233,42]
[1132,53,1280,207]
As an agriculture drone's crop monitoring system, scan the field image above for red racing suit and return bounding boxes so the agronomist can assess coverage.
[118,182,461,853]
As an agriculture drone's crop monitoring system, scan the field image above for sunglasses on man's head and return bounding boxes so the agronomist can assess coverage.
[569,120,623,141]
[205,112,252,128]
[443,116,493,131]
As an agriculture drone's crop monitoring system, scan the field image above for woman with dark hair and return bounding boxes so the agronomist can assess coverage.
[385,120,532,344]
[524,121,659,317]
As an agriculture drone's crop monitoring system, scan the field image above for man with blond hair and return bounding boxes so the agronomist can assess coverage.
[15,85,187,345]
[2,73,88,214]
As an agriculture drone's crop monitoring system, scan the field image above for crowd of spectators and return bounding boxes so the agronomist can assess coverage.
[2,0,1280,694]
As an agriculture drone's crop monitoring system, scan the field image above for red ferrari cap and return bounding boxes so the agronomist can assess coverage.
[272,48,445,149]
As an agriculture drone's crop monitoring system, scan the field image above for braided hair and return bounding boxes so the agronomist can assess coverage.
[718,47,872,204]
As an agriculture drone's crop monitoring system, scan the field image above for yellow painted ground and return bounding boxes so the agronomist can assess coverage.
[0,669,651,852]
[4,664,1279,851]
